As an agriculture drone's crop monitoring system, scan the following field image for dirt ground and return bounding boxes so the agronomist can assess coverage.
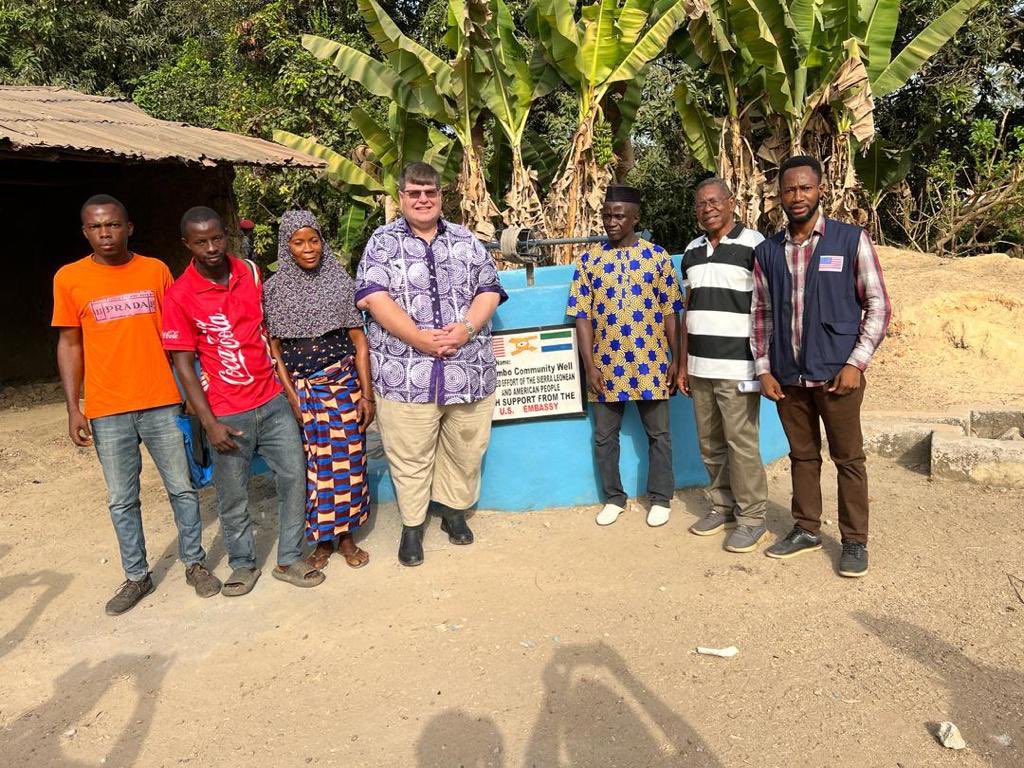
[2,248,1023,767]
[1,401,1022,767]
[867,249,1024,411]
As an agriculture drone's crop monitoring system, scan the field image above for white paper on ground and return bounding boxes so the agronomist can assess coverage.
[696,646,739,658]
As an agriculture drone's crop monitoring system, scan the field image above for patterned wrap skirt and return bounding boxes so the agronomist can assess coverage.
[295,358,370,542]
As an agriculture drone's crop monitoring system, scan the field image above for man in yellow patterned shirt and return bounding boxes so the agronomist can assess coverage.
[567,186,683,528]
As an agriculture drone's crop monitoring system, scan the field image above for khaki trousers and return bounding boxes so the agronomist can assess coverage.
[689,377,767,525]
[776,380,869,543]
[375,395,496,526]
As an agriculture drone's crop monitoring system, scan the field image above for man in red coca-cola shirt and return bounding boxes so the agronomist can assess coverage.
[162,206,325,596]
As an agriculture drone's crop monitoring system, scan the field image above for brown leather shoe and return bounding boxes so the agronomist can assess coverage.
[185,563,221,598]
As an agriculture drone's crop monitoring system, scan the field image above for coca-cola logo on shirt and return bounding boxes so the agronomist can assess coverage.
[195,313,254,386]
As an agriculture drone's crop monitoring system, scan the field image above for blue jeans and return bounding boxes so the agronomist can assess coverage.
[210,393,306,570]
[91,404,205,581]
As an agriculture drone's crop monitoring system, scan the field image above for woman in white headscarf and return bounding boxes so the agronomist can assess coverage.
[264,210,373,570]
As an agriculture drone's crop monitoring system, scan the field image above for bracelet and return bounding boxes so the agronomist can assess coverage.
[461,318,478,340]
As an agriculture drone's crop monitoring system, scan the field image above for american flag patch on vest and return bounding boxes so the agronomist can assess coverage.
[819,255,844,272]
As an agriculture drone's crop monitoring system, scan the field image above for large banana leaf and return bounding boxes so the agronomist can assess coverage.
[424,128,463,186]
[488,0,535,137]
[522,128,560,187]
[301,35,400,101]
[337,204,370,258]
[862,0,898,82]
[388,104,431,173]
[577,0,621,88]
[301,34,445,120]
[487,128,514,201]
[786,0,821,58]
[618,4,651,48]
[272,130,385,196]
[358,0,454,92]
[613,75,644,145]
[349,107,400,172]
[674,81,720,171]
[727,0,796,113]
[870,0,981,97]
[688,0,735,70]
[729,0,797,73]
[854,137,913,197]
[604,0,690,88]
[529,0,583,83]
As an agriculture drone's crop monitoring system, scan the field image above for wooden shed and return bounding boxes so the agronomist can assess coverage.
[0,86,325,381]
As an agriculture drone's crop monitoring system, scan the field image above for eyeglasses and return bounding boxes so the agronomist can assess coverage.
[696,197,731,210]
[400,188,440,200]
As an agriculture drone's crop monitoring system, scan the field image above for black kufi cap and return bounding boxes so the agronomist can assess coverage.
[604,185,642,204]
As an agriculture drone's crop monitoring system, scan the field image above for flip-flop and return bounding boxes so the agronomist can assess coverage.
[271,560,325,588]
[307,545,333,571]
[221,567,261,597]
[339,546,370,569]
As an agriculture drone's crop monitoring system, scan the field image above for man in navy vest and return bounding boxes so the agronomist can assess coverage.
[751,156,891,577]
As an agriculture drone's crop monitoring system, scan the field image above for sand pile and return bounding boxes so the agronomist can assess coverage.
[868,250,1024,410]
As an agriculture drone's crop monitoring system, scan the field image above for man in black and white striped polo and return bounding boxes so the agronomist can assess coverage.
[678,178,769,553]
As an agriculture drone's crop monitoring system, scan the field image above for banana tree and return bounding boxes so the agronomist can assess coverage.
[528,0,693,250]
[456,0,561,231]
[302,0,500,238]
[674,0,982,227]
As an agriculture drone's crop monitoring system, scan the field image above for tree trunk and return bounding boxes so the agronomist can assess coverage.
[544,109,614,263]
[457,115,500,240]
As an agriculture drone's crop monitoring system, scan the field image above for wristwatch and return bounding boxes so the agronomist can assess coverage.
[461,318,478,341]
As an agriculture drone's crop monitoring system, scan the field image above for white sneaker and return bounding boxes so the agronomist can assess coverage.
[647,504,671,527]
[596,503,625,526]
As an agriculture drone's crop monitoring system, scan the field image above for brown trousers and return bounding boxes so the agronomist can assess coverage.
[776,380,869,543]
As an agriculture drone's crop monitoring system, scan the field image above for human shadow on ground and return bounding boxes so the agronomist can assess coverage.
[150,476,279,585]
[5,653,173,767]
[416,642,722,768]
[0,569,73,661]
[416,709,506,767]
[856,612,1023,766]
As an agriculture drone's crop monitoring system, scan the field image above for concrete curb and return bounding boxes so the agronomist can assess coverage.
[930,432,1024,488]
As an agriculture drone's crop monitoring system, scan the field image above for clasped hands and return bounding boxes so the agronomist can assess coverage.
[415,323,470,358]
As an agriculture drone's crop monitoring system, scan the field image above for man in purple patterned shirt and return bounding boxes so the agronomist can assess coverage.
[355,162,508,566]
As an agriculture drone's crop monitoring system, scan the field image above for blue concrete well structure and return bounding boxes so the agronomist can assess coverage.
[361,256,789,511]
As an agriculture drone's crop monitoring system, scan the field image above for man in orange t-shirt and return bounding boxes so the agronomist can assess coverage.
[52,194,221,615]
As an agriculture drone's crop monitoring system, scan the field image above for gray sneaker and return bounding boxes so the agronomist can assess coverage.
[724,524,767,553]
[689,510,738,536]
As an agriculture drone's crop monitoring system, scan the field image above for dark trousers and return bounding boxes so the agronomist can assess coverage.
[776,380,869,543]
[592,400,674,507]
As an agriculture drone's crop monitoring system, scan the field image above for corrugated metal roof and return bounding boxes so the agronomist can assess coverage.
[0,86,326,168]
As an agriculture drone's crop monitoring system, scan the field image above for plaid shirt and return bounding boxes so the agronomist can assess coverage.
[751,214,891,386]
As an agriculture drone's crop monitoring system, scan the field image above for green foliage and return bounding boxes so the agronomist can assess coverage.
[2,0,1019,256]
[890,115,1024,254]
[131,1,387,262]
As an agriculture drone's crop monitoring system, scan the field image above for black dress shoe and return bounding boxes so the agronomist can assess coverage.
[439,511,474,545]
[765,525,822,559]
[398,524,424,566]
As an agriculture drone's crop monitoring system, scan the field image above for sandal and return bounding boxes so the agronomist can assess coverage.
[339,546,370,569]
[221,567,261,597]
[271,560,325,588]
[307,543,333,571]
